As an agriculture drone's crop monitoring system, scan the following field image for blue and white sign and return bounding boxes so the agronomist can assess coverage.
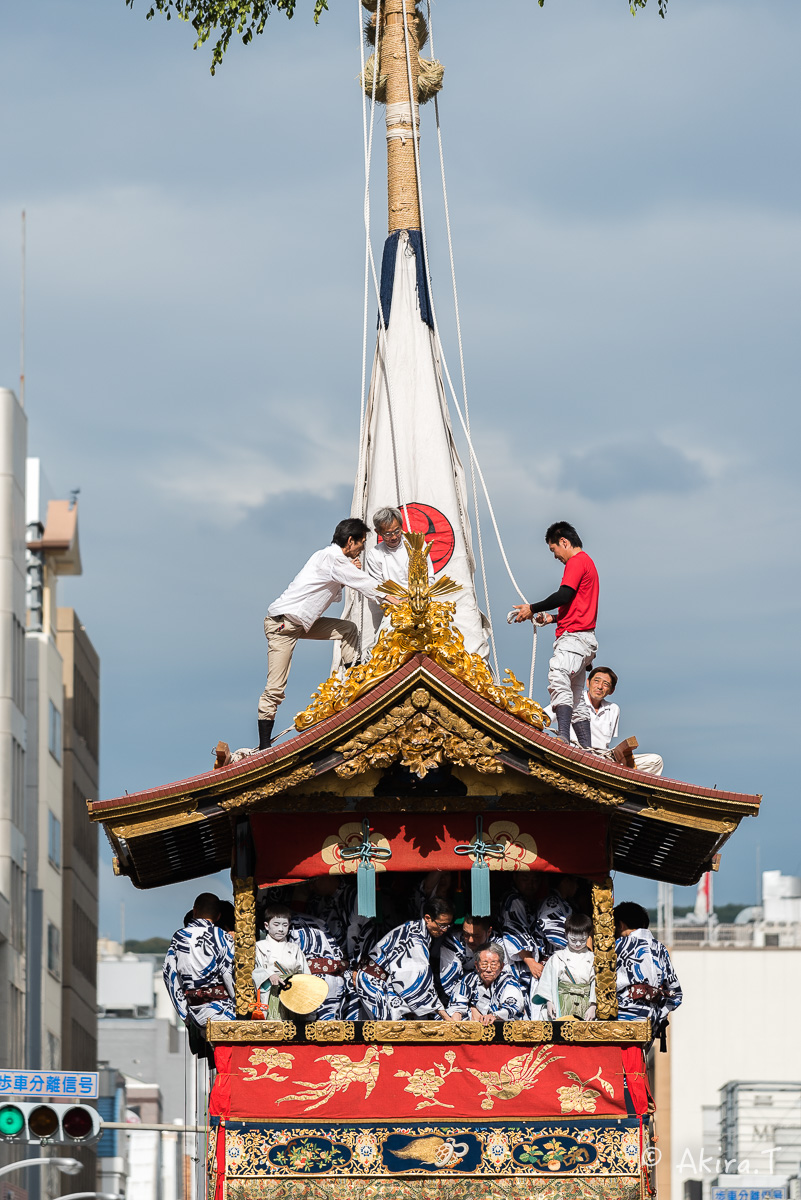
[711,1189,786,1200]
[0,1071,99,1099]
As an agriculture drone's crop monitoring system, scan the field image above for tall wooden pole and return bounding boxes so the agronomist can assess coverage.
[381,0,421,233]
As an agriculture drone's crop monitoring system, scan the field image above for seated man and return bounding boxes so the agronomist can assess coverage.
[163,892,235,1031]
[544,666,664,776]
[446,943,526,1024]
[614,901,682,1045]
[439,914,494,1000]
[353,898,458,1022]
[257,518,397,749]
[289,914,350,1022]
[535,875,578,957]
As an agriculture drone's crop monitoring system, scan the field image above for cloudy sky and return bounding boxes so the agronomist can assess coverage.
[2,0,799,938]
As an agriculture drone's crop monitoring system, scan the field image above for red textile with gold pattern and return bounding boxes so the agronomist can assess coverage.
[251,812,609,887]
[209,1042,643,1121]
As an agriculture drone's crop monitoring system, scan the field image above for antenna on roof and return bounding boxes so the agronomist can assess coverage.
[20,210,26,409]
[69,487,81,510]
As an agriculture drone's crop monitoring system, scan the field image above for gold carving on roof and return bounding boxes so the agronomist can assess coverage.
[362,1020,494,1043]
[503,1021,553,1043]
[335,694,504,780]
[591,877,618,1021]
[295,532,547,732]
[221,764,317,812]
[528,761,624,807]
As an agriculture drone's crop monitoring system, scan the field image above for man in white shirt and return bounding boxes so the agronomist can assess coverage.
[544,667,664,776]
[257,518,394,748]
[363,507,434,649]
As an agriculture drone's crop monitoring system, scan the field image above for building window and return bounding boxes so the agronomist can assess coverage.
[9,985,24,1064]
[10,863,25,951]
[48,811,61,869]
[12,615,25,710]
[73,782,98,869]
[47,1031,60,1070]
[49,700,62,763]
[72,902,97,986]
[47,921,61,979]
[11,738,25,831]
[74,668,99,762]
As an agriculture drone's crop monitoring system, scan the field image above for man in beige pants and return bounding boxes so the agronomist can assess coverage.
[257,518,391,749]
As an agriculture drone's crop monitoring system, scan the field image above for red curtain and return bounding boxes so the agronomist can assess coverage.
[251,812,609,887]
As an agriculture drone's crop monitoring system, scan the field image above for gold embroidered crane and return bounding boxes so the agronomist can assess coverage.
[296,532,547,730]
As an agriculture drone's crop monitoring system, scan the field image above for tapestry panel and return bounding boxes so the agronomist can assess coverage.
[210,1044,635,1121]
[223,1178,642,1200]
[250,812,609,886]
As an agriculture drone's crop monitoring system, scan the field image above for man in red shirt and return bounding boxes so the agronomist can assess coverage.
[512,522,599,748]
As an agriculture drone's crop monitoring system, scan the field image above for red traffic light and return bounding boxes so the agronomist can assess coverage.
[62,1106,95,1140]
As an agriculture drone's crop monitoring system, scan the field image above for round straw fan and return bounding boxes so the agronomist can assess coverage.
[280,973,329,1015]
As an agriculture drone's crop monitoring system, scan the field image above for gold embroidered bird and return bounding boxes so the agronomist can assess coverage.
[466,1046,564,1110]
[390,1136,470,1167]
[275,1045,394,1112]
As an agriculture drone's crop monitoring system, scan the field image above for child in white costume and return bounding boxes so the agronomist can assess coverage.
[252,906,310,1019]
[532,912,596,1021]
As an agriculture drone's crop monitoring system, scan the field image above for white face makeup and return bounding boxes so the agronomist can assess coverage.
[266,916,290,941]
[566,930,589,952]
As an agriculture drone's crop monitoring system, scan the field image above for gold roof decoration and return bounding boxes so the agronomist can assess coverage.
[295,532,548,732]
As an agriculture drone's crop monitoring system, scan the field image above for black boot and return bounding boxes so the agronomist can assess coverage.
[554,705,573,743]
[258,718,274,750]
[573,719,592,749]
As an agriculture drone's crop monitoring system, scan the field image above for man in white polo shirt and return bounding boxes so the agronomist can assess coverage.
[544,666,664,776]
[257,518,395,749]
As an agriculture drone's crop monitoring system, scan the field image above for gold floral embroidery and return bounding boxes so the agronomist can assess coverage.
[482,820,538,870]
[394,1050,462,1110]
[241,1047,296,1083]
[557,1068,615,1114]
[321,822,391,875]
[466,1046,564,1111]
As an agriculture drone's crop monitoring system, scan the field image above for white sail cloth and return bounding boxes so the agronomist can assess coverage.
[344,231,490,659]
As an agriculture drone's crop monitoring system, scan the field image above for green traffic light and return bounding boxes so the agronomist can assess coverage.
[0,1105,25,1137]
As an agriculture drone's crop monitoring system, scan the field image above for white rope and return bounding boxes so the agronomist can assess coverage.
[400,4,539,694]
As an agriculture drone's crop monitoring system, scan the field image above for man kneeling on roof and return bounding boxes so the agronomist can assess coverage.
[257,518,398,750]
[353,898,461,1022]
[446,943,526,1024]
[544,666,664,776]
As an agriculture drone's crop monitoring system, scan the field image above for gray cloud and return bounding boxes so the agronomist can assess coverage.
[557,439,707,500]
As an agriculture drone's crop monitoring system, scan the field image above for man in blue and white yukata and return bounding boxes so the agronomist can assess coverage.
[290,914,358,1021]
[163,893,235,1029]
[535,875,578,956]
[446,943,526,1023]
[614,901,682,1048]
[499,875,544,1012]
[353,898,460,1022]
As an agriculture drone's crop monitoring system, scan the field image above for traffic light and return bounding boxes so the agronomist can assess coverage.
[0,1102,101,1144]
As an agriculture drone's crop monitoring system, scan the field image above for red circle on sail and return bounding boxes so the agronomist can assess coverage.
[402,502,455,572]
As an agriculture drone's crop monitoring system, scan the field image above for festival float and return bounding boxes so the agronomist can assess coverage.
[89,3,761,1197]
